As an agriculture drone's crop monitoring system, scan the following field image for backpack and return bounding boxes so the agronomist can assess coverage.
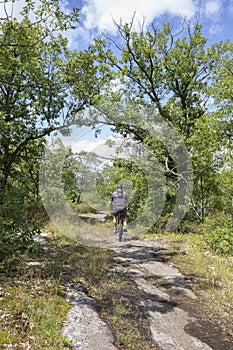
[112,189,127,212]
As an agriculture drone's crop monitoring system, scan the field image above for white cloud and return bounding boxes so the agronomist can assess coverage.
[204,0,221,16]
[71,135,125,157]
[81,0,197,33]
[209,24,222,34]
[59,128,130,164]
[202,0,223,36]
[63,26,94,49]
[72,139,106,153]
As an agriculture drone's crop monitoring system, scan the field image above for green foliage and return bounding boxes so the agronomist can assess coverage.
[0,4,232,258]
[0,3,80,261]
[112,158,149,221]
[0,224,38,272]
[92,22,216,137]
[0,178,47,271]
[90,20,233,225]
[0,280,71,349]
[0,0,84,200]
[210,40,233,118]
[0,189,47,272]
[73,202,98,214]
[96,158,148,221]
[216,162,233,217]
[202,214,233,255]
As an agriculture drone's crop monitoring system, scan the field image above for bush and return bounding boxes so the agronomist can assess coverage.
[202,214,233,255]
[0,219,41,271]
[71,202,98,214]
[0,199,47,272]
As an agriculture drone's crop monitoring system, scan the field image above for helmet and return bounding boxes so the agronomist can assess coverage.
[117,183,123,190]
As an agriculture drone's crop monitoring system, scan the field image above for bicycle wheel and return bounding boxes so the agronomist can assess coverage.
[118,217,123,242]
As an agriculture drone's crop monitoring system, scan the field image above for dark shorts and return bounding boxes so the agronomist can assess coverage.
[113,208,127,219]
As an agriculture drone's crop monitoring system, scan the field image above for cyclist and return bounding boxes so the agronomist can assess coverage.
[110,184,130,234]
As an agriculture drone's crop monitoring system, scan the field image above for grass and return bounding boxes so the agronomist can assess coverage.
[0,280,71,349]
[89,271,158,350]
[0,226,158,350]
[1,223,232,349]
[48,232,158,350]
[146,231,233,322]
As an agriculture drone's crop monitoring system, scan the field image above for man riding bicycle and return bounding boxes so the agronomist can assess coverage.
[110,184,130,234]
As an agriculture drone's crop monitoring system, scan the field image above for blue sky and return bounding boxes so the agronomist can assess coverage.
[1,0,232,49]
[1,0,231,47]
[64,0,233,50]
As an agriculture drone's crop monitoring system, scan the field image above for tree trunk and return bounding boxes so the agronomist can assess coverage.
[200,175,205,220]
[0,160,12,205]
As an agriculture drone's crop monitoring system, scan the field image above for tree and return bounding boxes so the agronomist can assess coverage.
[0,0,83,204]
[207,41,233,221]
[92,21,212,136]
[87,19,233,223]
[187,114,224,219]
[210,40,233,127]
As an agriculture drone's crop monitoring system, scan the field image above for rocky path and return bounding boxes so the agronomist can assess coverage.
[62,229,233,350]
[110,240,211,350]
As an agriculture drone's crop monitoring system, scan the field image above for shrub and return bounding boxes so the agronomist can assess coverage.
[0,222,38,272]
[202,214,233,255]
[0,199,46,272]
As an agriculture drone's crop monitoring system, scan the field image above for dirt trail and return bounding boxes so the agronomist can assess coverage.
[62,225,233,350]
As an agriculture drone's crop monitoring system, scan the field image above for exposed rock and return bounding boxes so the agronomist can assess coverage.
[60,228,232,350]
[62,287,118,350]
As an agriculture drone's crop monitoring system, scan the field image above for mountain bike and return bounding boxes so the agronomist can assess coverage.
[116,211,124,242]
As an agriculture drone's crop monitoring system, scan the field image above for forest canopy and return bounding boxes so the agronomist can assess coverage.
[0,1,233,256]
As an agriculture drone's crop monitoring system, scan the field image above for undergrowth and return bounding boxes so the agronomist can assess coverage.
[150,231,233,322]
[1,213,232,349]
[0,226,157,350]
